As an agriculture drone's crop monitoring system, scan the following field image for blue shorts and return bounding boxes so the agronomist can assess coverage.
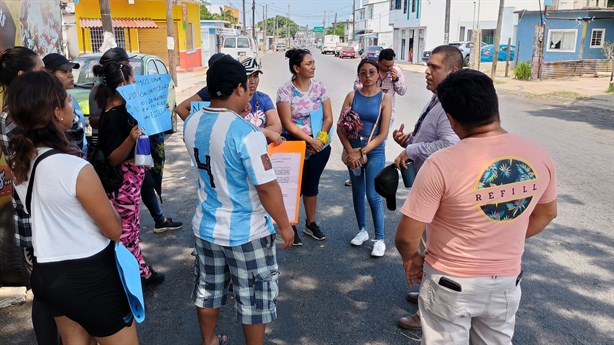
[192,234,279,325]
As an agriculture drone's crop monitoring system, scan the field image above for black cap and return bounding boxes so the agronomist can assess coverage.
[43,53,80,71]
[206,55,247,99]
[375,164,399,211]
[208,53,226,67]
[99,47,132,65]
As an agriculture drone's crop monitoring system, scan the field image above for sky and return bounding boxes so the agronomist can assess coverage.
[211,0,358,29]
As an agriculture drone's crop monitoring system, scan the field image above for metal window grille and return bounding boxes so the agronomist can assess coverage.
[590,29,604,48]
[411,0,416,13]
[90,28,126,52]
[404,0,408,13]
[395,0,402,10]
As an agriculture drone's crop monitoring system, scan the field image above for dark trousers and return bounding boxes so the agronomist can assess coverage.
[141,169,164,223]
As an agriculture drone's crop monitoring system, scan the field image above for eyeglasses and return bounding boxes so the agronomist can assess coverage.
[359,70,377,77]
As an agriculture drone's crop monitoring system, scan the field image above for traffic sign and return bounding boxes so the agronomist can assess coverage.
[313,26,324,33]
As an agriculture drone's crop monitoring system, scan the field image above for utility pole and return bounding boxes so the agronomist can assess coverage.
[252,0,255,41]
[352,0,356,43]
[490,0,505,80]
[242,0,246,34]
[166,0,177,86]
[263,4,267,51]
[443,0,451,44]
[98,0,115,51]
[286,4,290,47]
[334,12,337,37]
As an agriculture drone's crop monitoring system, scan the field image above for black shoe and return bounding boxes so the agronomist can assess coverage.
[303,221,326,240]
[292,225,303,246]
[142,267,165,286]
[154,217,183,233]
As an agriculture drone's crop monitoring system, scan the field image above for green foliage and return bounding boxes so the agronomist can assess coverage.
[257,16,299,39]
[608,83,614,93]
[513,62,532,80]
[200,6,235,27]
[326,23,344,36]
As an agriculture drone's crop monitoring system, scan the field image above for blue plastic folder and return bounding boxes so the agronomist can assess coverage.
[309,104,333,148]
[115,242,145,323]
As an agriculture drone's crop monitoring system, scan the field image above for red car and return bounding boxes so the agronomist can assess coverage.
[339,47,356,59]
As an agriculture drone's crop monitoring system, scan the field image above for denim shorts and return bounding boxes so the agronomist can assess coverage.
[192,234,279,325]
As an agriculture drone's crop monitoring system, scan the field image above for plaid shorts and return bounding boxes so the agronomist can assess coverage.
[192,234,279,325]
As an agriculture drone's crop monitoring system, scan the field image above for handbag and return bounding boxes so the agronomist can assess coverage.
[341,92,384,166]
[337,106,363,139]
[25,149,61,214]
[89,114,124,193]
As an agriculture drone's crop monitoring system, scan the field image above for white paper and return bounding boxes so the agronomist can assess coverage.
[269,152,303,224]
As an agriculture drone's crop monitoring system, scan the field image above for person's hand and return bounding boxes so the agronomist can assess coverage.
[390,67,399,82]
[309,137,324,152]
[394,150,409,170]
[268,132,284,146]
[348,150,363,169]
[403,253,425,289]
[278,225,294,249]
[129,125,140,141]
[392,124,411,147]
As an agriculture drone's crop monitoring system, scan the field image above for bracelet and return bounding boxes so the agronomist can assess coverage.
[316,131,329,144]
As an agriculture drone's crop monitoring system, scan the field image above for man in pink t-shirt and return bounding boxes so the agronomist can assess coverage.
[395,69,557,344]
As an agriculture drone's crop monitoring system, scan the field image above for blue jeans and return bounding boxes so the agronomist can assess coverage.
[348,138,385,240]
[141,169,164,223]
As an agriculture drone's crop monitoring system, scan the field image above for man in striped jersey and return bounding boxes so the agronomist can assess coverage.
[183,55,294,345]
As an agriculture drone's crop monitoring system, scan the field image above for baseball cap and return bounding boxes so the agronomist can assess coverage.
[240,57,263,75]
[99,47,133,65]
[42,53,80,71]
[374,164,399,211]
[208,53,226,67]
[206,54,247,98]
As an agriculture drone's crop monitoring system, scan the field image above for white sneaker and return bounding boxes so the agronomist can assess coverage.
[371,240,386,257]
[350,229,369,246]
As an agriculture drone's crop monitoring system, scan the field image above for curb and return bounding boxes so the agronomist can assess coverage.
[0,286,30,308]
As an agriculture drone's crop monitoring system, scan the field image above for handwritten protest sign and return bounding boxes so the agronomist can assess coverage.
[117,74,171,135]
[268,141,305,225]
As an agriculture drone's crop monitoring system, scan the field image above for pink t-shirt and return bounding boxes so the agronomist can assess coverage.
[401,133,557,277]
[276,79,329,136]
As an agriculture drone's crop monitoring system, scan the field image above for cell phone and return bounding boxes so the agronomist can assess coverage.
[438,276,462,292]
[516,270,523,286]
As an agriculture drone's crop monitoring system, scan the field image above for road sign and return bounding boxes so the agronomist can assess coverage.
[313,26,324,33]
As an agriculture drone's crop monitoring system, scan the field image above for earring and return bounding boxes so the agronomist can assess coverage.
[60,117,64,121]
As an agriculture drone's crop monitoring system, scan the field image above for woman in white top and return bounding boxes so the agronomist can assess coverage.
[7,71,138,345]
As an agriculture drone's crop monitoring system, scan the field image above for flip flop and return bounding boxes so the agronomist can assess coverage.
[216,334,229,345]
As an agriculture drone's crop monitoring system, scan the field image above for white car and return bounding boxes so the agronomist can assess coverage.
[220,35,260,62]
[275,43,286,52]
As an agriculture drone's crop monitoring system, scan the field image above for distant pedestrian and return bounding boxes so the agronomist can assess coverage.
[8,71,138,345]
[395,69,557,344]
[337,59,392,257]
[184,55,293,345]
[93,60,164,285]
[277,48,333,245]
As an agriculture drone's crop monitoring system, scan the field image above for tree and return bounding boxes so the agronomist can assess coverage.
[326,23,344,36]
[200,6,235,27]
[602,41,614,91]
[257,16,299,39]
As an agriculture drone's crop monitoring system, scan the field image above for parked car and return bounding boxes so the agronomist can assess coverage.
[339,46,356,59]
[68,53,177,152]
[220,35,259,61]
[481,44,516,62]
[362,45,383,59]
[422,41,487,65]
[275,42,286,51]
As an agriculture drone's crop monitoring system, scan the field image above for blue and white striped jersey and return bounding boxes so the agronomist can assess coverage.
[184,108,277,246]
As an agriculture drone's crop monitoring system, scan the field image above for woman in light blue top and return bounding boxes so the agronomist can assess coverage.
[337,59,392,257]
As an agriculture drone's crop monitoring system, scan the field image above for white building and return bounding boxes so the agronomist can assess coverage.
[354,0,394,50]
[389,0,543,64]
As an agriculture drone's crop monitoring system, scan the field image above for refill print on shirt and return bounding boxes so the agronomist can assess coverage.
[474,157,538,222]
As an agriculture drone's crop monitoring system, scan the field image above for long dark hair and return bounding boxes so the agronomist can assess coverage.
[0,47,39,94]
[285,48,311,78]
[92,62,133,109]
[7,71,74,184]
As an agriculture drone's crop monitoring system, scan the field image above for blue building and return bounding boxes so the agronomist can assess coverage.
[515,9,614,63]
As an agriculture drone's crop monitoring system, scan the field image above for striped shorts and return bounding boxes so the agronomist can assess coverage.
[192,234,279,325]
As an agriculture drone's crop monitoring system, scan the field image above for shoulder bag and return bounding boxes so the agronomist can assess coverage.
[341,92,384,166]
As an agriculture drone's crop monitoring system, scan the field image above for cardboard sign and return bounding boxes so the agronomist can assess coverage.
[190,101,211,115]
[268,141,306,225]
[117,74,171,135]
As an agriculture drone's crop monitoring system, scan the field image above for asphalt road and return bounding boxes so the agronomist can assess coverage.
[1,50,613,345]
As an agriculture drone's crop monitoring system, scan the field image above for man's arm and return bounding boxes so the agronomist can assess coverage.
[405,108,459,163]
[526,200,557,238]
[392,66,407,96]
[177,93,203,120]
[255,180,294,248]
[395,215,427,288]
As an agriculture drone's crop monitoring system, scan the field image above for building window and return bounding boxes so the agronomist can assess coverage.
[186,22,194,50]
[395,0,402,10]
[403,0,408,13]
[90,27,126,52]
[411,0,416,13]
[590,29,605,48]
[390,0,394,11]
[547,29,577,52]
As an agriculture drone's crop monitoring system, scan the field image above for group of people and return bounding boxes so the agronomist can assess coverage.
[0,42,558,345]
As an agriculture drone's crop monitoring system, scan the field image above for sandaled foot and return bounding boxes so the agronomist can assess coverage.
[216,334,228,345]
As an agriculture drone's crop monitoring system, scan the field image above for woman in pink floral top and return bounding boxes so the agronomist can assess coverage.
[276,48,333,246]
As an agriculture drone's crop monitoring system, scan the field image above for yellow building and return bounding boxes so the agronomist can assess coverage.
[223,6,239,25]
[74,0,202,71]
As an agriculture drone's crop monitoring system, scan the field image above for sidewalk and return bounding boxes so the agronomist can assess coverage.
[396,61,613,99]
